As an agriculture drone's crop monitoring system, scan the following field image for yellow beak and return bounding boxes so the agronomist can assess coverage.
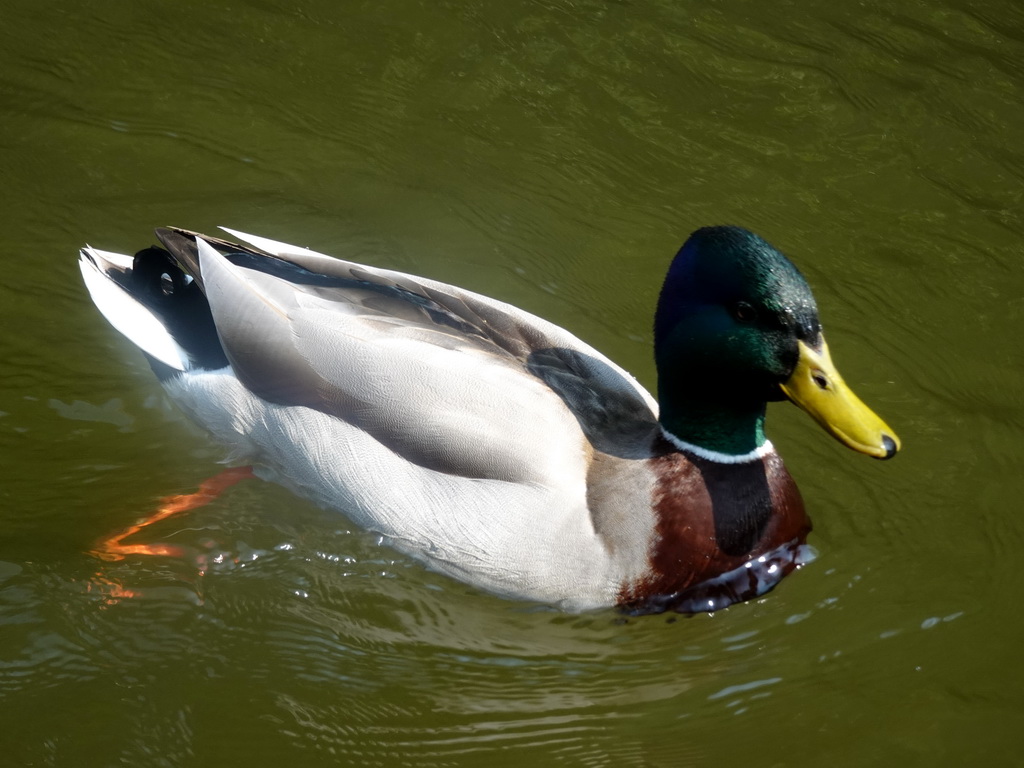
[780,338,900,459]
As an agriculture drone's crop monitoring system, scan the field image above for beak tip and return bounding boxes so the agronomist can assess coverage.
[876,434,899,460]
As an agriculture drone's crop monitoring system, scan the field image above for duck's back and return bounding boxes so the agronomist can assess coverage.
[81,229,662,608]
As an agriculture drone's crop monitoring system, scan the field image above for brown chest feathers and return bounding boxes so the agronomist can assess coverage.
[617,441,812,614]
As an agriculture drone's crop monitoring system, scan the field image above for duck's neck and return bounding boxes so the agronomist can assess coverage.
[657,392,769,458]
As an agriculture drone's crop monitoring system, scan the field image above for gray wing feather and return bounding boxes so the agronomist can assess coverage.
[195,236,657,482]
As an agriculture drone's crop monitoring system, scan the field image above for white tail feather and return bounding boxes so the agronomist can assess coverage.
[79,249,190,371]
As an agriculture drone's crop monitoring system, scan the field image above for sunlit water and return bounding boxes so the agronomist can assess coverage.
[2,0,1023,765]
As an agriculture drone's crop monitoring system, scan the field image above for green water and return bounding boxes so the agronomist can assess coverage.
[2,0,1022,765]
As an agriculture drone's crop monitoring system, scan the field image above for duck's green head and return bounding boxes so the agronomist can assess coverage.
[654,226,899,460]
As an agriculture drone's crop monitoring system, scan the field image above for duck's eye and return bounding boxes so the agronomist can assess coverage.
[732,302,756,323]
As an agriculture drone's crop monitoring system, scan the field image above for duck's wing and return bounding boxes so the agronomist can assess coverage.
[161,228,659,482]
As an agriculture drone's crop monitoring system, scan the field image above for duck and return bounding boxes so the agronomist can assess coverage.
[78,225,900,614]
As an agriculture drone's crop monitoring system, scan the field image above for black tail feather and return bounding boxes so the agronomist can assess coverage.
[131,243,229,373]
[154,227,272,292]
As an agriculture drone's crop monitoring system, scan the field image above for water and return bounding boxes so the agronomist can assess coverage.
[2,0,1023,765]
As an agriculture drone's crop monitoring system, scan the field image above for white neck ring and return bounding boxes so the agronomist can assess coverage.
[660,427,775,464]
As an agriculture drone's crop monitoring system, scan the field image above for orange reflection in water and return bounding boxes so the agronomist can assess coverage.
[87,466,256,604]
[92,465,255,561]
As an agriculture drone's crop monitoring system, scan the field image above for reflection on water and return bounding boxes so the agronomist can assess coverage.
[0,482,972,765]
[48,398,136,431]
[1,0,1022,764]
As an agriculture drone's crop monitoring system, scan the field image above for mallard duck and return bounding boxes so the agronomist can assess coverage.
[78,225,899,613]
